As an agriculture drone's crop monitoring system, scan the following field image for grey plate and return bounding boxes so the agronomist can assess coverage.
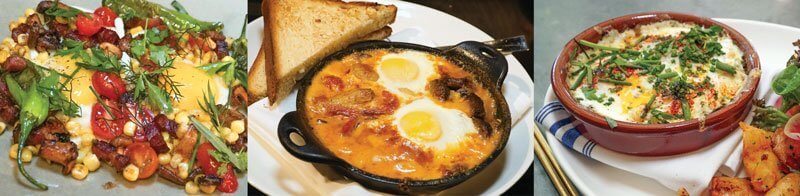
[0,0,247,195]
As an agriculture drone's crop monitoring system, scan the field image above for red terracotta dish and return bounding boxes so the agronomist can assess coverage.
[550,12,761,156]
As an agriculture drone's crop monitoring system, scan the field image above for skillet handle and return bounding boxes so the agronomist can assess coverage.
[445,41,509,89]
[278,111,341,164]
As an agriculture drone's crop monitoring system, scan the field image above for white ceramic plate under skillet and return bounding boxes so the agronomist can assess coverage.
[245,0,535,195]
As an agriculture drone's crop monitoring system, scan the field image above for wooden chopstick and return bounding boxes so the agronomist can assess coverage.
[534,125,579,196]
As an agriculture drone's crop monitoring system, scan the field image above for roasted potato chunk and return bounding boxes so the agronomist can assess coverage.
[709,176,759,196]
[741,122,784,192]
[765,173,800,196]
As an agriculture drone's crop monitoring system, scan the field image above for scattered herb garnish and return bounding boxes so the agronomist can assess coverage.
[605,117,618,128]
[189,117,246,171]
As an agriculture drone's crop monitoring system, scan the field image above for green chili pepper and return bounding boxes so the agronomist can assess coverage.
[103,0,222,32]
[6,75,50,190]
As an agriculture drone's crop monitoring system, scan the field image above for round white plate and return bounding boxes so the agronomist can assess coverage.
[245,0,535,195]
[0,0,247,195]
[545,18,800,195]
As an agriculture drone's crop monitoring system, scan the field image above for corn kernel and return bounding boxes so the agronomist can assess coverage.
[178,162,189,179]
[8,144,18,159]
[201,52,212,65]
[177,124,189,139]
[9,21,19,31]
[17,17,26,25]
[230,120,245,134]
[16,34,28,45]
[175,112,189,124]
[0,122,6,135]
[224,132,239,144]
[77,148,90,163]
[185,181,199,194]
[0,49,9,64]
[24,8,36,17]
[123,121,137,136]
[1,38,13,46]
[84,154,100,171]
[199,184,216,194]
[219,127,231,136]
[162,132,171,143]
[25,145,38,155]
[71,164,89,180]
[123,164,139,181]
[156,153,171,165]
[20,148,32,163]
[55,113,70,122]
[170,154,183,168]
[66,120,81,132]
[81,133,95,148]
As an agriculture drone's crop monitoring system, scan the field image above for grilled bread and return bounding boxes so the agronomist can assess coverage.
[247,0,397,105]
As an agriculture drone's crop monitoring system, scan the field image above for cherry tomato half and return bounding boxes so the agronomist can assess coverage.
[91,101,126,141]
[76,14,101,36]
[196,142,238,192]
[125,142,158,179]
[92,71,126,101]
[93,6,117,27]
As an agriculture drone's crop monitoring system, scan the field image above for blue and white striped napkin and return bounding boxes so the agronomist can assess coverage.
[536,90,745,195]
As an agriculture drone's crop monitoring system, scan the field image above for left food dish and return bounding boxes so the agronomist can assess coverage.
[0,0,247,194]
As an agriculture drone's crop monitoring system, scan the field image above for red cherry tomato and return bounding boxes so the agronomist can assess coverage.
[93,6,117,27]
[787,105,800,116]
[91,101,126,141]
[125,142,158,179]
[217,164,238,193]
[91,71,126,101]
[196,142,238,192]
[76,14,102,36]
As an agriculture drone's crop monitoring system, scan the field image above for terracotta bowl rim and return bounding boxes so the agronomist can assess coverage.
[550,11,761,134]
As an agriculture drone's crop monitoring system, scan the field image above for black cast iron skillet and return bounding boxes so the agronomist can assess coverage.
[277,39,516,194]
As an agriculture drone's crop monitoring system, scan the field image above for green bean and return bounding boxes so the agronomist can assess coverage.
[599,78,632,86]
[578,40,623,52]
[641,94,657,119]
[570,68,587,90]
[681,100,691,120]
[715,61,737,74]
[657,72,679,79]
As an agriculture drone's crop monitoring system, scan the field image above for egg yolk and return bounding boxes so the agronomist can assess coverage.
[380,58,419,82]
[47,56,96,105]
[400,111,442,141]
[170,59,220,111]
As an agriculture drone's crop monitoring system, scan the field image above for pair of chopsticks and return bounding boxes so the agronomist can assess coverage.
[534,125,579,195]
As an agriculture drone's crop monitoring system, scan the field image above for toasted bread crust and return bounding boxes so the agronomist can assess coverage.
[262,0,397,105]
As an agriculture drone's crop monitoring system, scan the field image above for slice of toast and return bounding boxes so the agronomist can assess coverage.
[258,0,397,105]
[247,26,392,104]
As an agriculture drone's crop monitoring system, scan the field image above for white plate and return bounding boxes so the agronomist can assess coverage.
[245,0,535,195]
[0,0,247,195]
[545,18,800,195]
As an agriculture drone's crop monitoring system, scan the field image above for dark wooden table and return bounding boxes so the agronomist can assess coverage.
[247,0,533,195]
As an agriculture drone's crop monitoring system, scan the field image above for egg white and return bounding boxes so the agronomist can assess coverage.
[376,50,438,101]
[392,98,477,151]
